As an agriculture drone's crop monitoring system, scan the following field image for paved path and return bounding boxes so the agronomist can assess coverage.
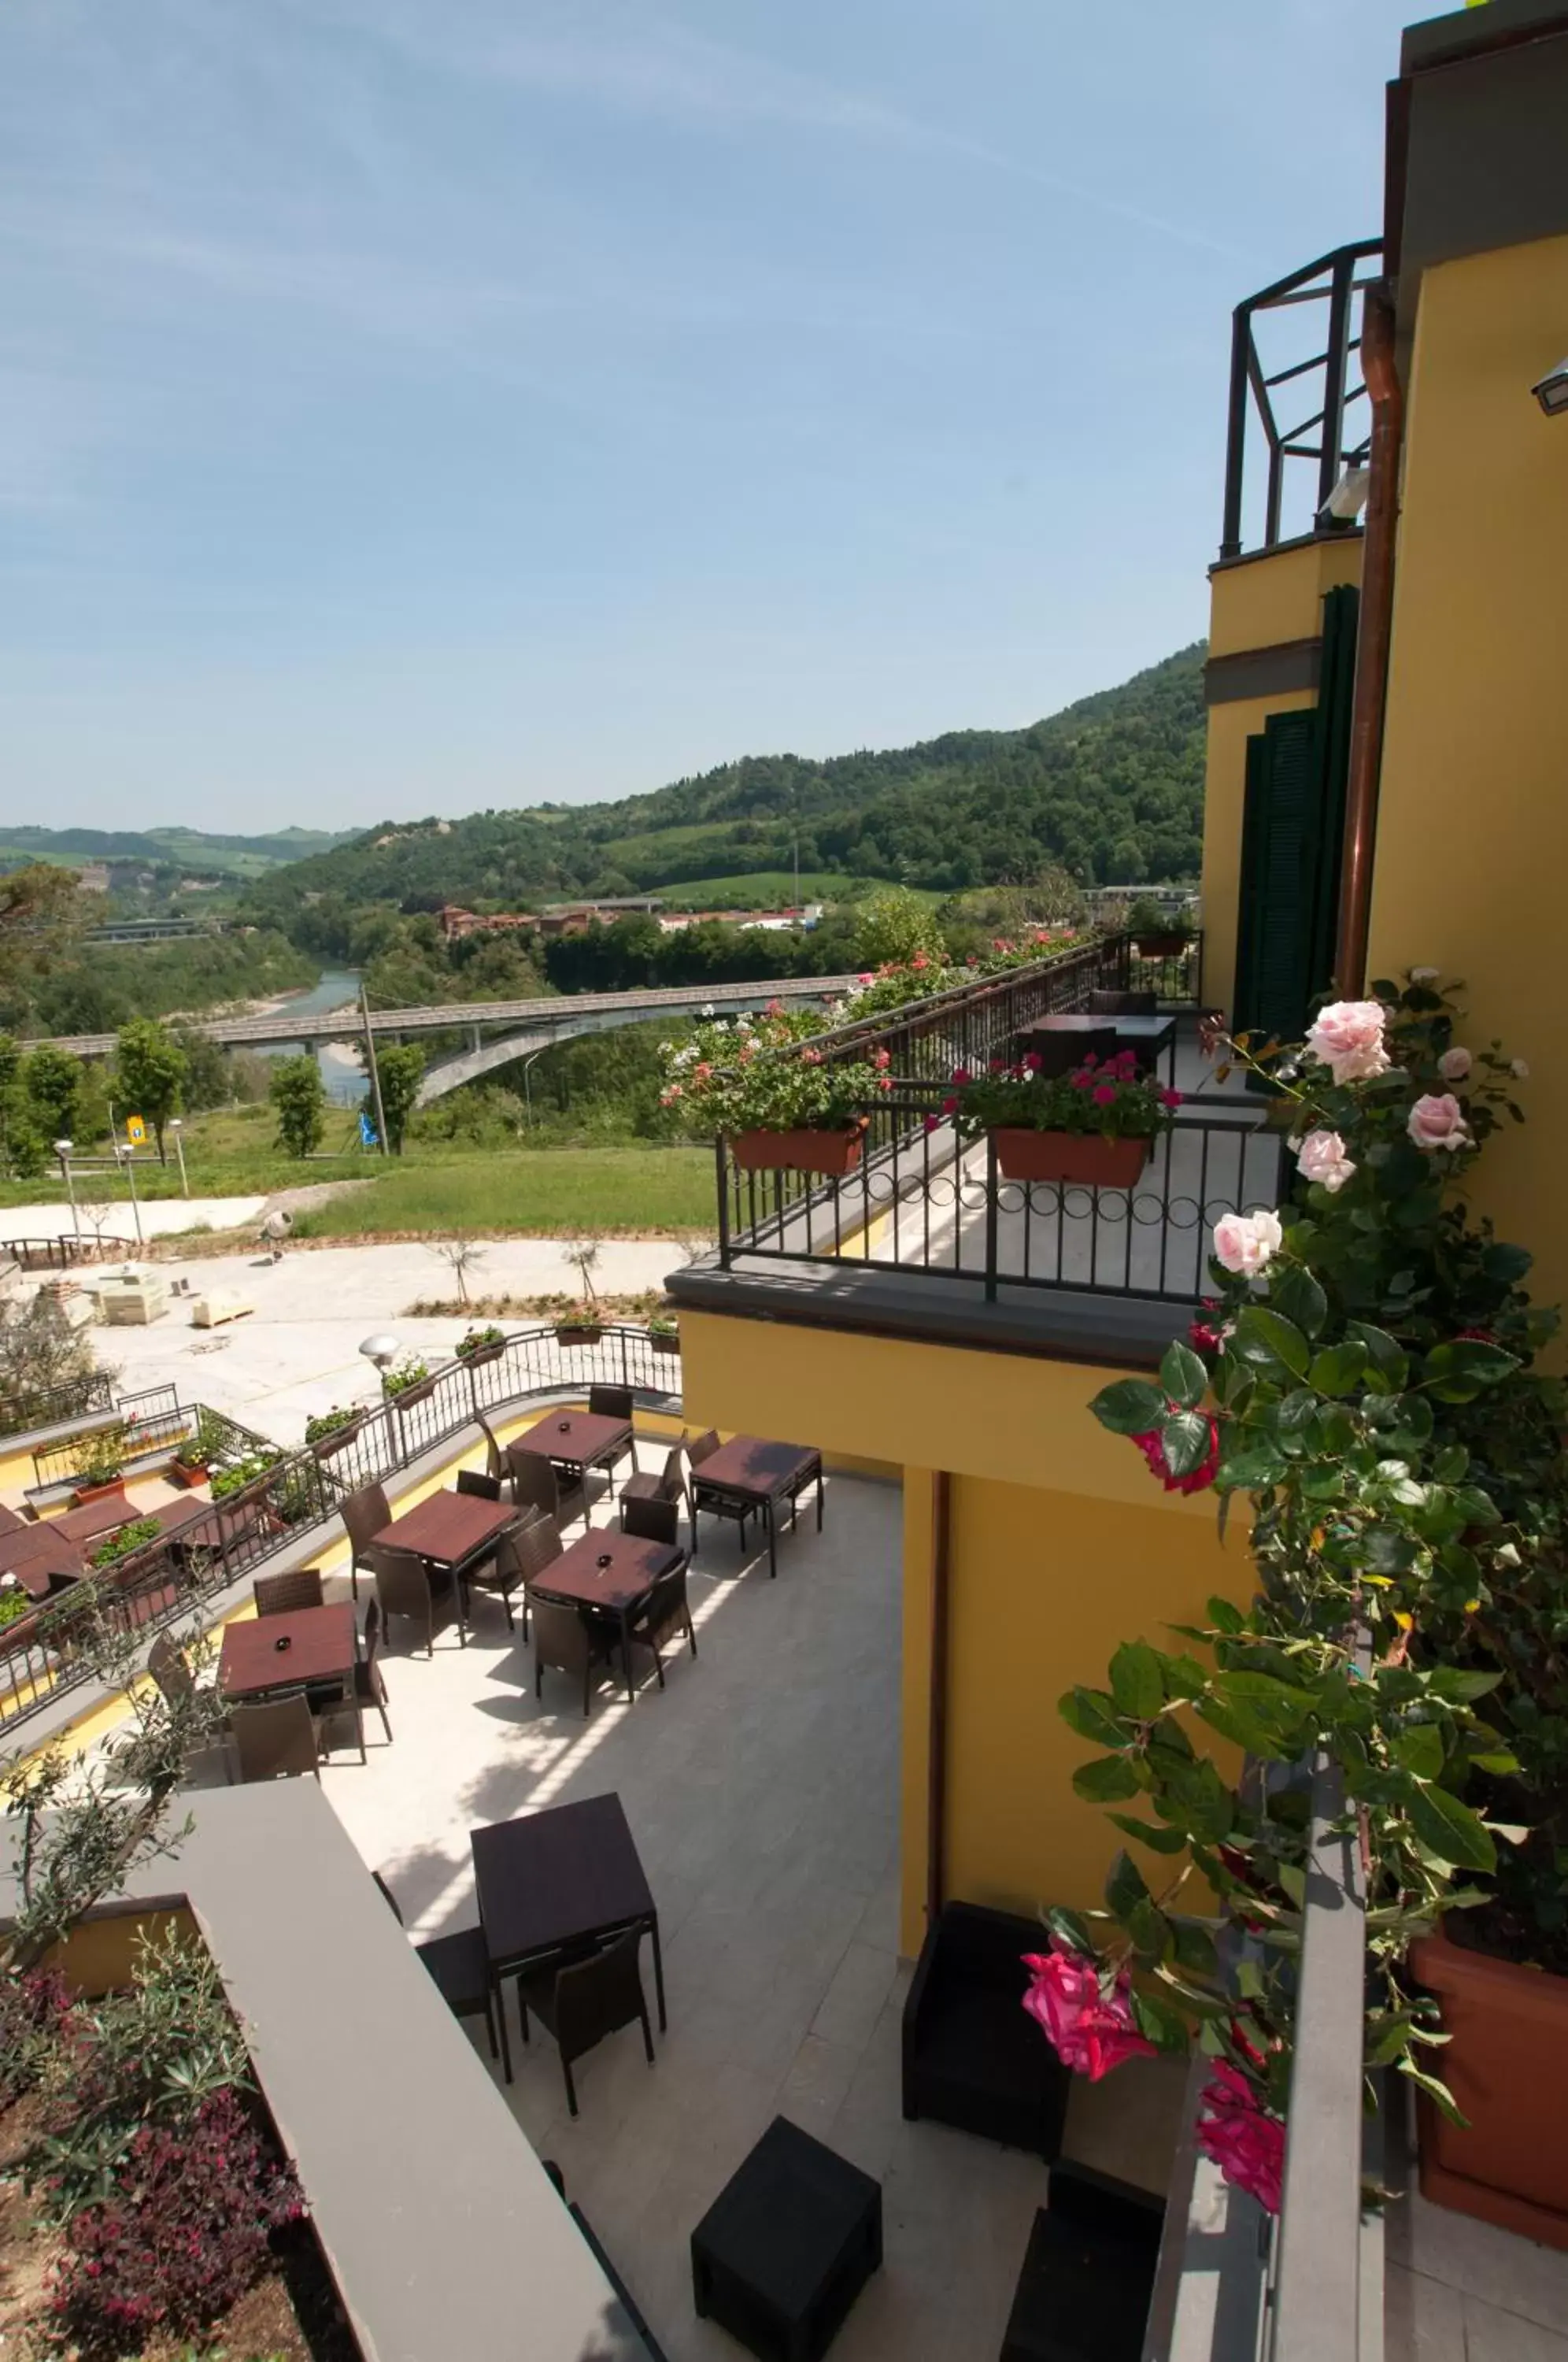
[1,1195,268,1246]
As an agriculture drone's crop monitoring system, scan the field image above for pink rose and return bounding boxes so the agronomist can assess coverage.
[1437,1046,1471,1081]
[1133,1417,1219,1495]
[1021,1944,1158,2082]
[1211,1208,1282,1277]
[1304,999,1389,1084]
[1295,1128,1355,1191]
[1407,1092,1470,1152]
[1196,2065,1285,2214]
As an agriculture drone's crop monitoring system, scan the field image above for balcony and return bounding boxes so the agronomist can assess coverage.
[677,935,1285,1367]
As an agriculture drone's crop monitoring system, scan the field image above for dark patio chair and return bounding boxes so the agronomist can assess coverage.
[588,1384,638,1475]
[531,1599,617,1719]
[516,1927,654,2116]
[505,1446,585,1527]
[457,1468,502,1501]
[146,1631,194,1707]
[370,1543,457,1658]
[1085,990,1158,1017]
[372,1868,404,1923]
[1030,1024,1117,1079]
[626,1560,696,1690]
[619,1445,686,1530]
[685,1428,720,1470]
[620,1494,679,1549]
[416,1925,501,2068]
[461,1518,534,1635]
[475,1411,506,1484]
[314,1596,393,1752]
[253,1565,324,1618]
[231,1694,320,1784]
[342,1481,392,1603]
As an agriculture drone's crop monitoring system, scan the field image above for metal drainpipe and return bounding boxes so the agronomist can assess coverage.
[1333,284,1404,994]
[926,1472,952,1928]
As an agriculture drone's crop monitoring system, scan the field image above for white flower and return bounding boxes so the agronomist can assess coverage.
[1437,1046,1471,1082]
[700,1003,716,1017]
[1410,965,1440,983]
[1212,1207,1284,1277]
[1296,1129,1356,1191]
[1407,1093,1470,1152]
[1512,1057,1530,1079]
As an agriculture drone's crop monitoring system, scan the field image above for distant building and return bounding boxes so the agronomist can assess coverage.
[75,862,110,894]
[438,905,541,942]
[658,903,822,935]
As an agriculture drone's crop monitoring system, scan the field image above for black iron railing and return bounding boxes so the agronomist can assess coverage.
[30,1384,190,1493]
[1219,240,1383,560]
[0,1235,140,1272]
[0,1326,680,1738]
[0,1370,116,1443]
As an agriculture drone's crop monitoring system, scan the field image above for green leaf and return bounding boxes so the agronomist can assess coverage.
[1126,1898,1173,1961]
[1093,1378,1168,1435]
[1268,1264,1327,1339]
[1042,1905,1097,1956]
[1107,1812,1189,1856]
[1423,1338,1521,1403]
[1106,1848,1151,1918]
[1347,1321,1409,1392]
[1169,1918,1219,1979]
[1426,1668,1502,1703]
[1397,2058,1468,2125]
[1363,1525,1418,1575]
[1233,1307,1311,1379]
[1392,1723,1444,1780]
[1130,1986,1191,2051]
[1310,1339,1369,1398]
[1159,1340,1210,1410]
[1214,1444,1288,1492]
[1073,1755,1141,1803]
[1207,1595,1244,1634]
[1160,1410,1215,1479]
[1109,1642,1165,1721]
[1059,1686,1127,1746]
[1406,1784,1496,1872]
[1481,1241,1532,1285]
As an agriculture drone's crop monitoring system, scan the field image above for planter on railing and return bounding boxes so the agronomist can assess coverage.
[72,1476,128,1509]
[730,1124,867,1177]
[989,1129,1152,1189]
[455,1338,506,1370]
[554,1322,604,1347]
[387,1374,440,1412]
[1130,932,1191,960]
[1411,1926,1568,2249]
[309,1413,365,1461]
[648,1328,680,1357]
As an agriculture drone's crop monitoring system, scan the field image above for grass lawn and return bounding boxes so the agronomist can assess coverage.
[291,1146,714,1237]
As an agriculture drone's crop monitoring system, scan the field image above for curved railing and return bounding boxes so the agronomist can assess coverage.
[0,1324,681,1740]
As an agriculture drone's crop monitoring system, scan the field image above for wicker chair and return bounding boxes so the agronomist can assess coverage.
[416,1926,501,2068]
[505,1446,583,1527]
[620,1494,678,1549]
[475,1412,506,1484]
[342,1482,392,1602]
[626,1560,696,1690]
[1085,989,1159,1018]
[461,1518,534,1635]
[231,1695,319,1783]
[619,1445,686,1530]
[516,1928,654,2116]
[313,1597,393,1753]
[587,1385,638,1476]
[531,1599,616,1719]
[146,1631,194,1707]
[457,1468,502,1501]
[370,1543,457,1658]
[253,1565,324,1619]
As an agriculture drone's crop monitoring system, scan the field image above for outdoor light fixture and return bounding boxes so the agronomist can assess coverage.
[1530,355,1568,416]
[359,1333,401,1371]
[1318,465,1371,524]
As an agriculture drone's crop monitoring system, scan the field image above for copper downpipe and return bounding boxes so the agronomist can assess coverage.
[1334,283,1403,994]
[926,1472,952,1927]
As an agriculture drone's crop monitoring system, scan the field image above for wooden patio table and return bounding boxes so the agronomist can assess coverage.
[371,1489,518,1643]
[527,1527,681,1700]
[471,1794,665,2082]
[220,1601,363,1760]
[505,1411,634,1509]
[691,1437,823,1579]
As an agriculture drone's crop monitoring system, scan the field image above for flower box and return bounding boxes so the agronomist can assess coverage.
[168,1459,209,1490]
[1131,932,1189,960]
[554,1324,603,1347]
[649,1330,680,1357]
[731,1125,866,1177]
[387,1374,439,1412]
[456,1338,506,1369]
[1410,1926,1568,2249]
[309,1414,364,1461]
[989,1129,1152,1188]
[72,1476,127,1508]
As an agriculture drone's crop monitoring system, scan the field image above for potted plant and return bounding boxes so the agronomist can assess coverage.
[71,1430,128,1507]
[304,1404,365,1458]
[553,1304,603,1347]
[1122,897,1193,959]
[168,1436,209,1490]
[454,1324,506,1367]
[939,1050,1180,1187]
[382,1354,436,1409]
[647,1311,680,1357]
[660,1006,894,1175]
[89,1517,162,1570]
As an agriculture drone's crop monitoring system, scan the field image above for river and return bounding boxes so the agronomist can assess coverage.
[253,967,368,1106]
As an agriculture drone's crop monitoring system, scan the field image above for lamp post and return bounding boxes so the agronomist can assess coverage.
[521,1046,547,1130]
[168,1117,190,1200]
[360,1331,401,1453]
[114,1144,144,1250]
[54,1139,80,1246]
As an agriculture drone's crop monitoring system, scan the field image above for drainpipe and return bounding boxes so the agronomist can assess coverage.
[926,1473,952,1927]
[1333,284,1403,994]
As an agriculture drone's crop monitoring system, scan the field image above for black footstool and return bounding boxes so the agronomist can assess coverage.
[690,2116,882,2362]
[1000,2161,1164,2362]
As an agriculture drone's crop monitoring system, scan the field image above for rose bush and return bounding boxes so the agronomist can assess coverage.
[659,1005,892,1135]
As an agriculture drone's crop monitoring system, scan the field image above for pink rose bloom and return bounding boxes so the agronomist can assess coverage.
[1212,1208,1283,1276]
[1133,1418,1219,1495]
[1438,1046,1471,1082]
[1093,1084,1117,1106]
[1408,1092,1470,1152]
[1020,1945,1158,2082]
[1295,1128,1355,1191]
[1196,2066,1285,2214]
[1304,999,1389,1084]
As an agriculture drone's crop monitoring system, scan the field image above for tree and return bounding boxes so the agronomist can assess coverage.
[852,887,945,969]
[0,862,81,1031]
[172,1026,232,1113]
[24,1044,82,1144]
[269,1055,326,1159]
[114,1019,187,1162]
[371,1042,426,1155]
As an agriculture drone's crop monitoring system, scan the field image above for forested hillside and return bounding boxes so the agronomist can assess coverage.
[247,642,1205,928]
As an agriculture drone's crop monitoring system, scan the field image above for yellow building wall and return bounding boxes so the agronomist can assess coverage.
[1367,234,1568,1321]
[679,1311,1250,1956]
[1201,539,1364,1018]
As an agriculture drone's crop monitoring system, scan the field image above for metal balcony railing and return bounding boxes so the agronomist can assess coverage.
[0,1369,116,1443]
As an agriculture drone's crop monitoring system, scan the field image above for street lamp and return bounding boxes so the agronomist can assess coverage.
[54,1139,80,1246]
[168,1116,190,1200]
[360,1332,401,1449]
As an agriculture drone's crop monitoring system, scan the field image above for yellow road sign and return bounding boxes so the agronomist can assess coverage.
[124,1115,146,1146]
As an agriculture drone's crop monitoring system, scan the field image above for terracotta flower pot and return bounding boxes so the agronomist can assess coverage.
[730,1126,866,1177]
[1410,1925,1568,2249]
[72,1477,127,1508]
[168,1460,209,1490]
[989,1129,1152,1188]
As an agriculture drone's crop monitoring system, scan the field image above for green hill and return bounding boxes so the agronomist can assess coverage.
[0,824,353,878]
[247,642,1206,922]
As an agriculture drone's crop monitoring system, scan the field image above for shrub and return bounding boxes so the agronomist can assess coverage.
[660,1005,892,1135]
[49,2087,303,2359]
[72,1429,128,1490]
[0,1583,37,1631]
[0,1968,74,2108]
[303,1404,361,1445]
[380,1354,431,1399]
[210,1450,282,1501]
[89,1520,161,1570]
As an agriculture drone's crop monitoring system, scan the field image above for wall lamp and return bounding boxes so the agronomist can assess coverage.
[1530,357,1568,416]
[1318,465,1371,527]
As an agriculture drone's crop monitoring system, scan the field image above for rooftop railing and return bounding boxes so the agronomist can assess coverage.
[0,1369,116,1444]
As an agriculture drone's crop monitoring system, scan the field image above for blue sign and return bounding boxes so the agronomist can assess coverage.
[359,1112,379,1149]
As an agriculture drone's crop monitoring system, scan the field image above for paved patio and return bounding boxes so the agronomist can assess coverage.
[294,1461,1186,2361]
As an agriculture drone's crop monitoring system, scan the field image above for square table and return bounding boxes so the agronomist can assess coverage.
[372,1489,519,1643]
[1020,1010,1177,1081]
[691,1437,823,1578]
[471,1793,665,2082]
[506,1410,635,1511]
[219,1601,363,1760]
[0,1521,87,1598]
[528,1527,681,1699]
[690,2115,882,2362]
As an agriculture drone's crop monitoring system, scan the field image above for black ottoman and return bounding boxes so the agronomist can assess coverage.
[690,2116,882,2362]
[1000,2161,1164,2362]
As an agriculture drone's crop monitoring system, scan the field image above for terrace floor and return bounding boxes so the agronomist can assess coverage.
[270,1459,1188,2361]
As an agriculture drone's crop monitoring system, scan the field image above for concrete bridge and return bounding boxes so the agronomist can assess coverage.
[28,975,860,1105]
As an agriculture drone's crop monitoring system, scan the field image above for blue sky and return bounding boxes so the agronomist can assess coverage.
[0,0,1418,831]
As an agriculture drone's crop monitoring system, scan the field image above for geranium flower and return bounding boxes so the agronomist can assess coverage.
[1132,1417,1220,1495]
[1093,1083,1117,1106]
[951,1065,971,1086]
[1022,1052,1043,1073]
[1196,2065,1285,2213]
[1020,1943,1157,2081]
[1160,1088,1182,1110]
